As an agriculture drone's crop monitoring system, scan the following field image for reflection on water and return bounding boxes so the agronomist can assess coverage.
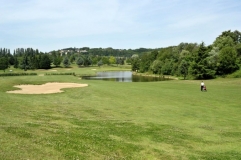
[82,71,170,82]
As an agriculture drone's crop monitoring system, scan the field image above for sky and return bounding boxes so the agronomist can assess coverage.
[1,0,241,52]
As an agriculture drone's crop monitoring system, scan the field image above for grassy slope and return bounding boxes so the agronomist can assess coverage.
[0,67,241,159]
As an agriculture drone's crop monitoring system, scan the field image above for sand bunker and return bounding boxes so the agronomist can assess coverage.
[7,82,88,94]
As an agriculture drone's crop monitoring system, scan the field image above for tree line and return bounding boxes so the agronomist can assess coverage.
[130,30,241,79]
[59,47,155,57]
[0,48,51,71]
[1,30,241,79]
[0,47,128,72]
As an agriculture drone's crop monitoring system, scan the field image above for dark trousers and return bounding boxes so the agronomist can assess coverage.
[201,86,204,91]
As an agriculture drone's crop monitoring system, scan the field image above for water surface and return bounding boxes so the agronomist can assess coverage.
[82,71,170,82]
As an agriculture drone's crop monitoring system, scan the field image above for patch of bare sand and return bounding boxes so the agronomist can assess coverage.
[7,82,88,94]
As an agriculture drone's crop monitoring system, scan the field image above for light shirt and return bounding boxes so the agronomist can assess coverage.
[201,82,204,86]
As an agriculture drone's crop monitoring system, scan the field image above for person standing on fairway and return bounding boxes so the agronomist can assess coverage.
[201,81,205,91]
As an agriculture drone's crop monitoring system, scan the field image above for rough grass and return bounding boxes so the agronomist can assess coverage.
[227,68,241,78]
[0,67,241,159]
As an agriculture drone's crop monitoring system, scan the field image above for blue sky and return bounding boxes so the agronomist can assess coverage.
[1,0,241,52]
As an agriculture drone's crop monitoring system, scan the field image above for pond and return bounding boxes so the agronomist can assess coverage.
[82,71,171,82]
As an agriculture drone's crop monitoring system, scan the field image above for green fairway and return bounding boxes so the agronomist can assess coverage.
[0,68,241,159]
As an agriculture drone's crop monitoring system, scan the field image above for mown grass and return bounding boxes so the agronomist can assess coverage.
[0,66,241,159]
[1,64,131,76]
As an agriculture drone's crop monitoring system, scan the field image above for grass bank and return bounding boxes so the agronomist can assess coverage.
[0,70,241,159]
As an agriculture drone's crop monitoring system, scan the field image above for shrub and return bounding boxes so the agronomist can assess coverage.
[0,73,37,77]
[45,72,75,76]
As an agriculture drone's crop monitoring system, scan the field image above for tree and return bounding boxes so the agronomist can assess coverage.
[63,56,70,68]
[70,55,76,63]
[233,30,241,44]
[131,54,139,59]
[109,56,116,65]
[8,54,14,65]
[236,43,241,64]
[206,47,219,72]
[91,56,99,66]
[29,55,39,69]
[14,56,19,68]
[150,60,162,74]
[97,60,103,67]
[179,50,190,58]
[116,58,124,65]
[126,57,131,64]
[216,30,241,44]
[139,51,158,73]
[161,59,173,75]
[216,47,239,75]
[213,36,235,50]
[178,59,189,79]
[39,54,51,69]
[131,58,140,72]
[76,56,84,67]
[20,54,29,71]
[139,54,152,72]
[120,58,125,65]
[189,42,215,79]
[53,56,62,67]
[0,57,8,72]
[102,56,110,65]
[83,56,92,66]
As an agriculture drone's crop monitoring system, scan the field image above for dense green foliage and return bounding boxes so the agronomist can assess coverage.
[133,30,241,79]
[0,47,131,71]
[45,72,75,76]
[0,56,9,72]
[0,72,37,76]
[62,56,70,68]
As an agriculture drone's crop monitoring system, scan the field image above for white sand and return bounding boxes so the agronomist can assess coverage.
[7,82,88,94]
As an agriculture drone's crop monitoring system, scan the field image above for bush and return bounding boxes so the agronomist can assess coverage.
[0,73,37,77]
[45,72,75,76]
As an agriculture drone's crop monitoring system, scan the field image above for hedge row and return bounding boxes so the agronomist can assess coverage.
[0,73,37,76]
[45,72,75,76]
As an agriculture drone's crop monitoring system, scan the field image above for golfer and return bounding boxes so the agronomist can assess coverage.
[201,81,205,91]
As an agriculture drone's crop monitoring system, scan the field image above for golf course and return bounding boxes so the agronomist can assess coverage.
[0,66,241,159]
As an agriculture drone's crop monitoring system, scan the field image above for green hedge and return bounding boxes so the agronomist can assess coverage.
[45,72,75,76]
[0,73,37,77]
